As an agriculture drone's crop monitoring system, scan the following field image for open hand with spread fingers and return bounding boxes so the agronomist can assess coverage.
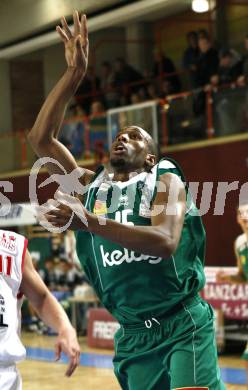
[55,326,81,377]
[56,11,89,75]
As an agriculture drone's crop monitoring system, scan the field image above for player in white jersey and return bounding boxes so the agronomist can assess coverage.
[0,229,80,390]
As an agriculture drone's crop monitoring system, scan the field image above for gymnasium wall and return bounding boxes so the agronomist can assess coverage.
[226,3,248,51]
[10,60,44,131]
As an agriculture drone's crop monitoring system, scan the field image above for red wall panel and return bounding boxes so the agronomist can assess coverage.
[167,138,248,266]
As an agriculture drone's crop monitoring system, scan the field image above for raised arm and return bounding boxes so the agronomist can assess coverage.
[20,249,80,376]
[28,11,94,184]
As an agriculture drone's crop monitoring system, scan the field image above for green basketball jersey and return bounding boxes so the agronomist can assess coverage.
[235,233,248,280]
[75,158,206,324]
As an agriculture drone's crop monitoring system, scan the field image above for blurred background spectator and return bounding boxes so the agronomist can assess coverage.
[182,31,200,88]
[114,57,143,100]
[89,100,108,161]
[153,50,181,93]
[39,257,57,290]
[147,83,160,101]
[237,35,248,87]
[196,34,219,88]
[55,259,85,293]
[160,79,175,98]
[209,50,242,88]
[90,100,106,117]
[218,50,242,86]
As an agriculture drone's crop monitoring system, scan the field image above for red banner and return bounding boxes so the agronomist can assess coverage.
[202,282,248,319]
[87,308,120,349]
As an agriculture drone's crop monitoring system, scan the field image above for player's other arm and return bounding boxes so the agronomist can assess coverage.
[28,12,94,183]
[89,173,186,257]
[20,249,80,376]
[217,242,246,283]
[230,251,246,282]
[47,173,186,258]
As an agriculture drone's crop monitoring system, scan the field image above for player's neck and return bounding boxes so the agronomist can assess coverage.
[112,168,145,182]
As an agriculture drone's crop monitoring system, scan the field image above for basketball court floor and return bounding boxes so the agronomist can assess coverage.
[19,332,247,389]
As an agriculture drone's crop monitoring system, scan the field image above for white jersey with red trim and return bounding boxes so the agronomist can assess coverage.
[0,230,27,364]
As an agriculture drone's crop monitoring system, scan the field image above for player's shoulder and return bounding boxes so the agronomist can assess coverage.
[0,229,26,255]
[235,233,247,250]
[155,158,185,184]
[0,229,25,241]
[155,158,177,170]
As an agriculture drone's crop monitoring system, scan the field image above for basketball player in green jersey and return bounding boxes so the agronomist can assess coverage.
[217,202,248,369]
[29,11,226,390]
[217,202,248,283]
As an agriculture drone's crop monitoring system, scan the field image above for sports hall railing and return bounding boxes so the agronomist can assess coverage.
[1,82,248,175]
[161,83,248,146]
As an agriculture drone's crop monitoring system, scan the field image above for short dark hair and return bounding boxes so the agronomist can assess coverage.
[187,31,197,40]
[220,49,232,58]
[101,61,111,68]
[198,29,210,40]
[115,57,125,64]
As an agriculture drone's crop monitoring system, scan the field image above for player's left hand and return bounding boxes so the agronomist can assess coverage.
[45,193,89,231]
[56,11,88,74]
[46,203,87,230]
[55,326,81,376]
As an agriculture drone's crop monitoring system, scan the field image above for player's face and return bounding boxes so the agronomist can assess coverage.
[110,126,153,172]
[237,204,248,232]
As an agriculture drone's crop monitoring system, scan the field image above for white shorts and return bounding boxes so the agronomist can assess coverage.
[0,364,22,390]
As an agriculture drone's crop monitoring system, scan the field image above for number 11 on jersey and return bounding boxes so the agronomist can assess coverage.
[0,254,13,277]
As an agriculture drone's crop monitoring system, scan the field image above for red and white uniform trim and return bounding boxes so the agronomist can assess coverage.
[0,230,27,365]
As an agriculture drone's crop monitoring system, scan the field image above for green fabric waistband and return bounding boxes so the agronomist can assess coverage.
[121,295,202,334]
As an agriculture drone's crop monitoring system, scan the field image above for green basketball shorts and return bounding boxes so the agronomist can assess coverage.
[113,296,226,390]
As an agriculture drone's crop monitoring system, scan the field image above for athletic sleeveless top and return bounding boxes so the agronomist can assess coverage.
[0,230,27,363]
[235,233,248,280]
[76,158,206,324]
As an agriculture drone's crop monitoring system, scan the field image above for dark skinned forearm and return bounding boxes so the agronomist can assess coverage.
[87,213,175,258]
[28,67,84,145]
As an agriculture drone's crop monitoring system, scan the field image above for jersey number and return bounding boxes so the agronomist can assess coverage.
[115,210,134,225]
[0,254,13,277]
[0,314,8,328]
[0,255,12,328]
